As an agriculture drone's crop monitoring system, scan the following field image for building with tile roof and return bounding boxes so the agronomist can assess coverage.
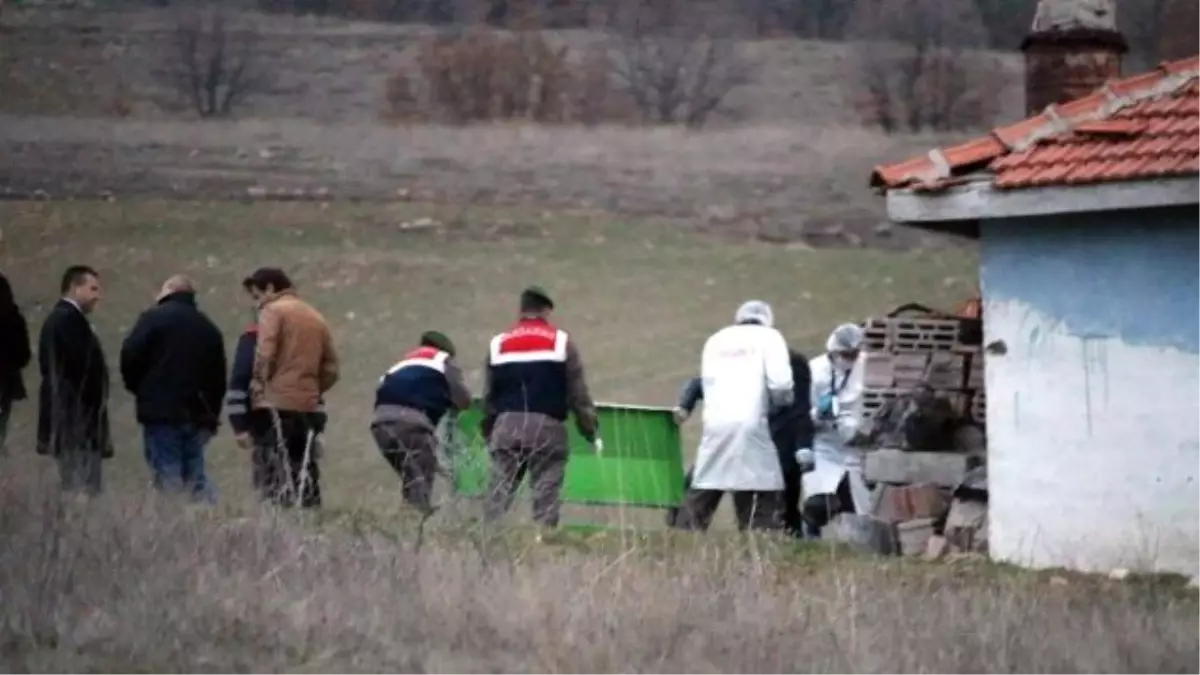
[871,12,1198,579]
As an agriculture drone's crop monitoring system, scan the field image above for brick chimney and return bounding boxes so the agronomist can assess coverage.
[1021,0,1128,115]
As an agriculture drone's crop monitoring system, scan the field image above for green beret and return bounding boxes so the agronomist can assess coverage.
[420,330,456,357]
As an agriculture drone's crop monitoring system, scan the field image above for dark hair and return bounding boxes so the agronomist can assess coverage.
[242,267,293,293]
[519,288,553,313]
[60,265,99,294]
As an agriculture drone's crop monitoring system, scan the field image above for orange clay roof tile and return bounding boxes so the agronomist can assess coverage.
[870,55,1200,192]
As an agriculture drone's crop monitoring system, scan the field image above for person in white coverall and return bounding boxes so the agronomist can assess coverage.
[800,323,873,538]
[675,300,794,532]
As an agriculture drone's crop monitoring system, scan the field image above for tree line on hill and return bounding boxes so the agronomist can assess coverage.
[146,0,1194,130]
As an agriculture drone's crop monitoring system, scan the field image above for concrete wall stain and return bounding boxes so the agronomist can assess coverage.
[980,208,1200,577]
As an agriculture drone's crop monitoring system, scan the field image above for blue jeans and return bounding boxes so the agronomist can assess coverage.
[142,424,215,502]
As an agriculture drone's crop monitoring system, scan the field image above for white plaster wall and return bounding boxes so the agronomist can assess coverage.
[985,299,1200,578]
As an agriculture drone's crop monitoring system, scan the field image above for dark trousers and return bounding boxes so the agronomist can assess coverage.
[666,431,802,535]
[370,416,438,514]
[484,412,569,527]
[249,410,322,509]
[772,430,805,536]
[0,395,12,455]
[674,481,782,532]
[142,423,214,501]
[801,474,855,537]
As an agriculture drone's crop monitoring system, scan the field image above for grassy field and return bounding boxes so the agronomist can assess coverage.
[0,199,976,519]
[1,474,1196,672]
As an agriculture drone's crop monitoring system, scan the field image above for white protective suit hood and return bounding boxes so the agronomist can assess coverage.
[825,323,864,353]
[734,300,774,328]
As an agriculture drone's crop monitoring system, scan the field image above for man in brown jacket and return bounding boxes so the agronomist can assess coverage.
[240,267,339,508]
[481,286,598,528]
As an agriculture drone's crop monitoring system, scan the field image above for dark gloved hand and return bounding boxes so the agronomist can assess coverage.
[481,414,496,442]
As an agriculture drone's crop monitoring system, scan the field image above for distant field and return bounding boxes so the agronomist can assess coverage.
[0,200,976,520]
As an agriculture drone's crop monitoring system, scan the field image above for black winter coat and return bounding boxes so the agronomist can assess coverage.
[119,291,228,431]
[37,299,111,456]
[0,273,31,402]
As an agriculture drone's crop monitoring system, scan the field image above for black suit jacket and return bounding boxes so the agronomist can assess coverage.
[37,299,111,456]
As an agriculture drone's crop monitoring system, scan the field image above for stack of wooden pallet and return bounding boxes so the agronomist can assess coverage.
[858,315,986,430]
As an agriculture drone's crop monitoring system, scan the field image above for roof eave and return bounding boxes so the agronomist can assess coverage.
[886,175,1200,231]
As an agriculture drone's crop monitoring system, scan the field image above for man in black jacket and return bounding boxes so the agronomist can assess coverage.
[38,265,111,495]
[667,348,815,536]
[120,275,227,500]
[0,272,32,455]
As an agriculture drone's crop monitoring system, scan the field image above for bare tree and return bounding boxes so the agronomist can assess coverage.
[163,7,264,118]
[607,0,750,128]
[846,0,997,132]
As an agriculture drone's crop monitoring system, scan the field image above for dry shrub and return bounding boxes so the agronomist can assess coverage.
[386,28,594,124]
[382,28,650,126]
[1,472,1197,672]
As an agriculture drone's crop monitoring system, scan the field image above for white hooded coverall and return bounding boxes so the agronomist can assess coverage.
[691,303,794,492]
[803,337,873,514]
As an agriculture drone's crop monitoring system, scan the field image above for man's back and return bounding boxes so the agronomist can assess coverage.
[254,292,339,412]
[700,323,793,425]
[120,293,226,428]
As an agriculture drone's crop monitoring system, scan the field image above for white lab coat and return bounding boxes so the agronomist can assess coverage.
[803,352,872,514]
[691,323,794,491]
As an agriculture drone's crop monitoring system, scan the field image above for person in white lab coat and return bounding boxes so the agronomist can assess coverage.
[800,323,873,538]
[675,300,794,532]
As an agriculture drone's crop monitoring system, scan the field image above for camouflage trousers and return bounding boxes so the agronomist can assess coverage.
[369,406,439,514]
[483,412,568,528]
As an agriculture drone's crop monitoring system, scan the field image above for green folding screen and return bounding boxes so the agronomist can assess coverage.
[442,400,686,509]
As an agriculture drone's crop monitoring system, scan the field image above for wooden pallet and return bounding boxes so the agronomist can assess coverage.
[861,317,891,352]
[860,316,964,353]
[890,318,961,352]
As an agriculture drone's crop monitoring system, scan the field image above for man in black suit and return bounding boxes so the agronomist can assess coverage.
[121,275,227,501]
[37,265,112,495]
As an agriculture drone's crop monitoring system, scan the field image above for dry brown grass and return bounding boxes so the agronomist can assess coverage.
[0,116,968,244]
[1,471,1196,672]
